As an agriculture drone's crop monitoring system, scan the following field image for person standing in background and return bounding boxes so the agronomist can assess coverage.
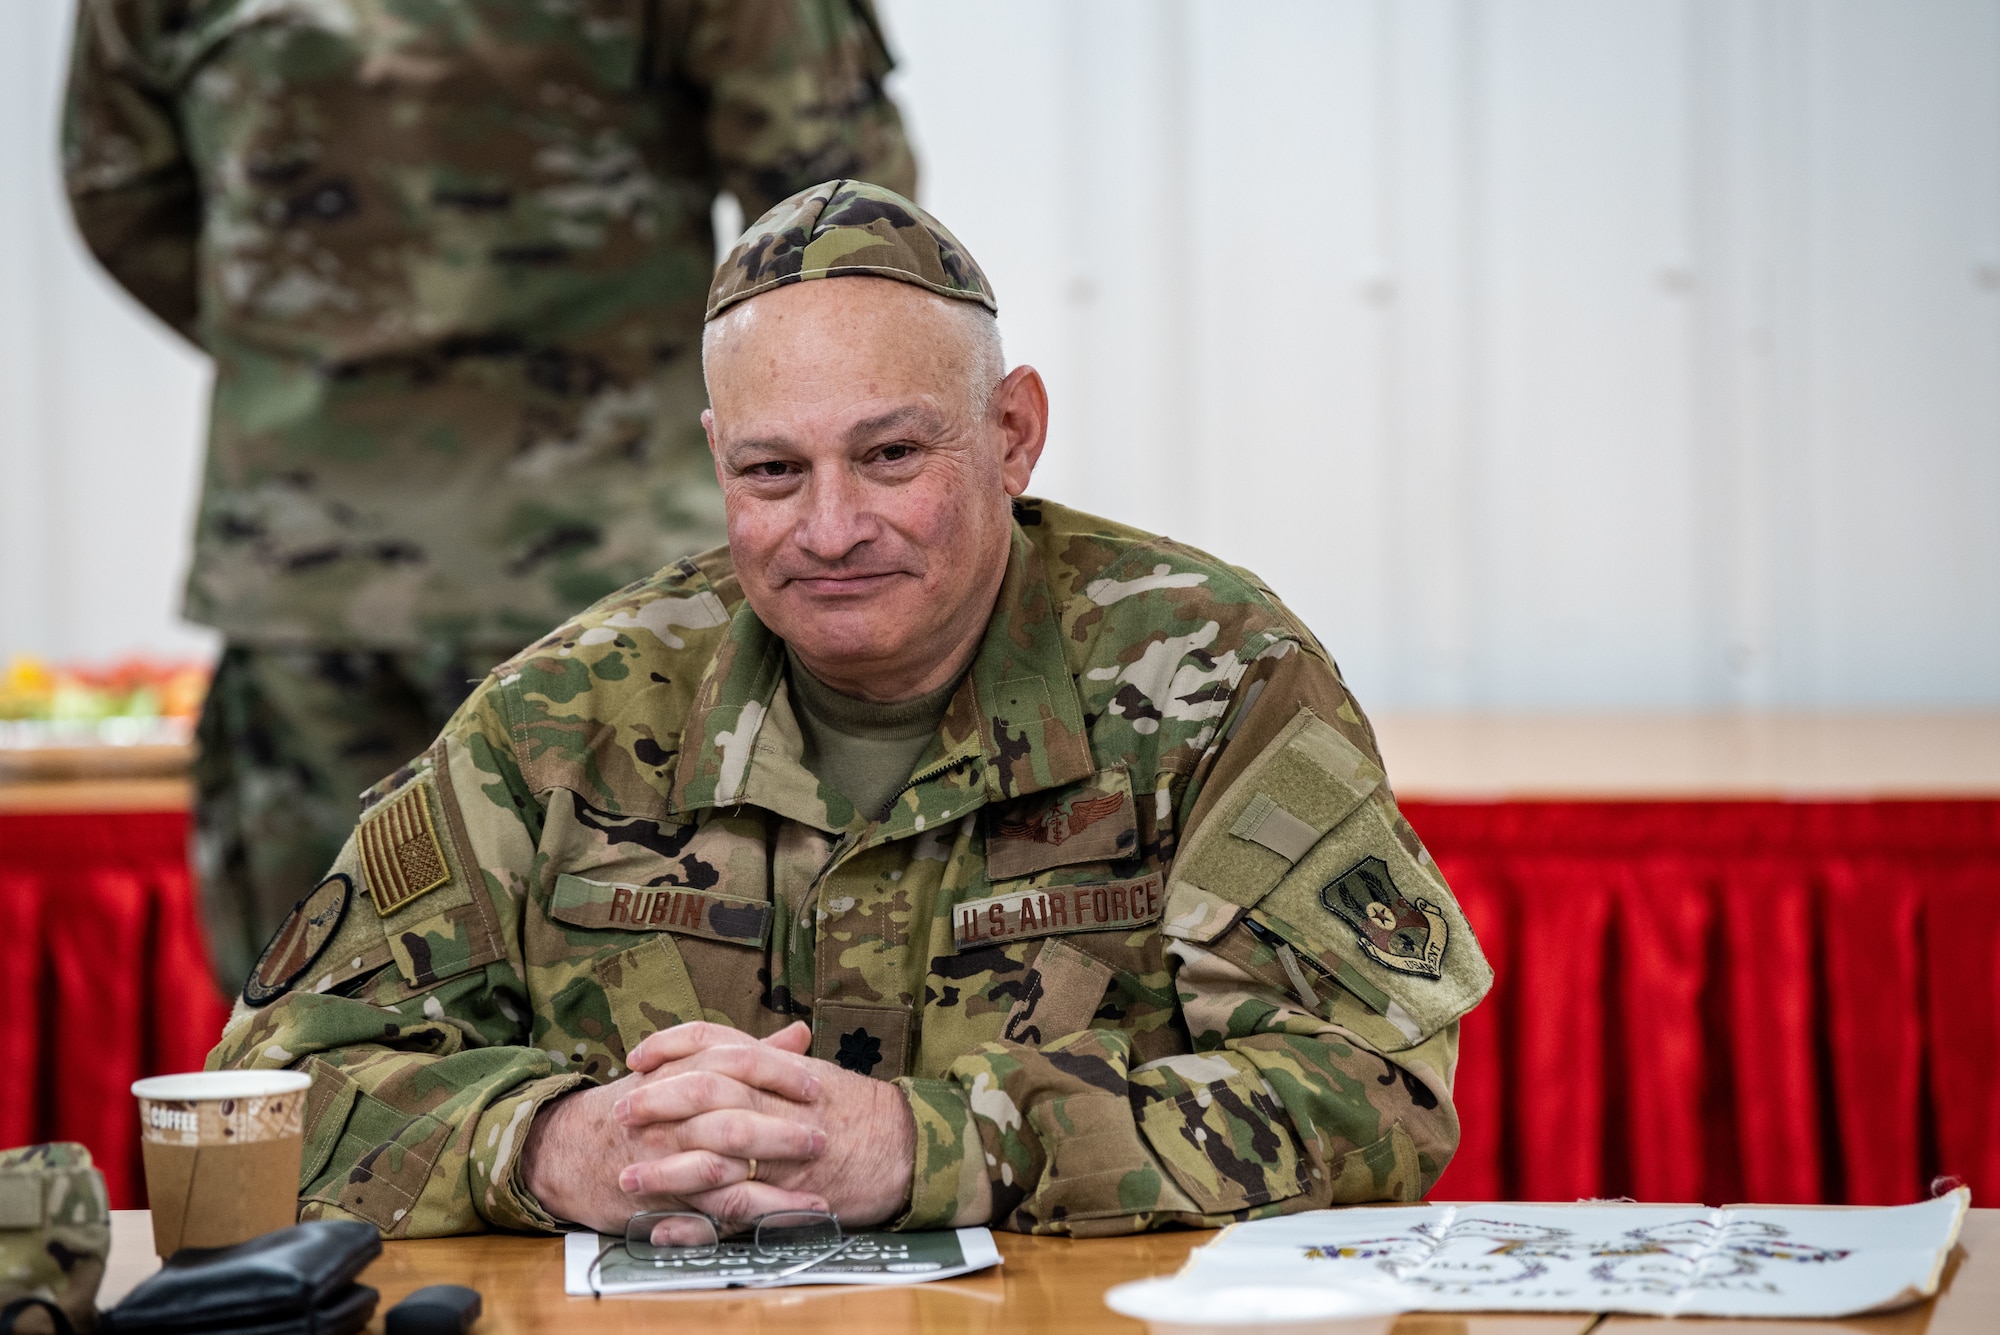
[61,0,916,994]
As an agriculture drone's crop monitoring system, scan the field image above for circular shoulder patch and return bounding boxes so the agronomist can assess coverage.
[244,874,352,1008]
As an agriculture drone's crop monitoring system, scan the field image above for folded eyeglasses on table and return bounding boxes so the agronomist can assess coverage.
[586,1210,856,1294]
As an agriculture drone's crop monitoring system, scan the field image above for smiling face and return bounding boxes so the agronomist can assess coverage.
[701,277,1048,702]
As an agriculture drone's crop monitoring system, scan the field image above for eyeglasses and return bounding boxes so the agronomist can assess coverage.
[587,1210,855,1294]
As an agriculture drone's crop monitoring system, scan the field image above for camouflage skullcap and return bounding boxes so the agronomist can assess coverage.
[706,179,997,321]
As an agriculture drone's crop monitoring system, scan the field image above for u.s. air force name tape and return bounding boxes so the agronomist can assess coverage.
[953,874,1163,952]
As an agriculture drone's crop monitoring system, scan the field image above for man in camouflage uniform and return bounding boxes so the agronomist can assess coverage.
[209,182,1492,1239]
[61,0,916,992]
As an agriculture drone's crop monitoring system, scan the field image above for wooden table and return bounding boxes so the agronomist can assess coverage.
[98,1209,1996,1335]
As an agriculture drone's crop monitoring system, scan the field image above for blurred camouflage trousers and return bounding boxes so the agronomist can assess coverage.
[194,643,512,994]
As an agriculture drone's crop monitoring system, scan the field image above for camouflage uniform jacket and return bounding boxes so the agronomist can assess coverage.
[63,0,915,648]
[209,499,1493,1237]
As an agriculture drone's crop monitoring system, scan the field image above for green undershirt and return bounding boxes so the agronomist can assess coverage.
[785,648,960,822]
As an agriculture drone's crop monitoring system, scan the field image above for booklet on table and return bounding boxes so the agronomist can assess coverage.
[563,1226,1000,1295]
[1108,1190,1968,1321]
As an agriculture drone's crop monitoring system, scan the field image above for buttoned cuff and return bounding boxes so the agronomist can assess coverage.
[890,1076,986,1231]
[469,1073,589,1233]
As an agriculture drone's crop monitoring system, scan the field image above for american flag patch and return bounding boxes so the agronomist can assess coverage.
[358,783,451,917]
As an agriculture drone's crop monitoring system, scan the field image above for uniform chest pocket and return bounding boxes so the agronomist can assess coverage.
[939,865,1168,1062]
[591,935,702,1064]
[984,765,1140,879]
[548,874,774,1065]
[946,860,1169,1058]
[968,765,1164,952]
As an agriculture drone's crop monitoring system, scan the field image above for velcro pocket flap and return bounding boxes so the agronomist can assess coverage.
[386,901,503,990]
[358,780,458,921]
[596,935,704,1057]
[1331,1124,1424,1203]
[985,766,1139,879]
[1248,799,1492,1048]
[300,1059,361,1189]
[1131,1052,1308,1215]
[1002,938,1116,1047]
[1025,1091,1195,1227]
[301,1083,447,1234]
[551,873,771,947]
[1165,709,1383,942]
[360,767,505,990]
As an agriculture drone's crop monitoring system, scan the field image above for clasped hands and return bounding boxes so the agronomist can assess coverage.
[519,1020,914,1234]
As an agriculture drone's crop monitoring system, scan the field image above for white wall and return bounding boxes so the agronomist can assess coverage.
[0,2,217,668]
[3,0,1996,709]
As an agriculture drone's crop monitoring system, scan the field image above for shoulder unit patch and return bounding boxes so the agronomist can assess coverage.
[358,783,452,917]
[1320,855,1447,978]
[244,873,351,1007]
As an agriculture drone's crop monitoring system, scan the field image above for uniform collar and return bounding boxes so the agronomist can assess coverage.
[668,520,1095,826]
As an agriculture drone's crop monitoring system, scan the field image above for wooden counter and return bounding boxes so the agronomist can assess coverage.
[0,738,191,812]
[1371,712,2000,798]
[10,714,1999,814]
[0,776,191,813]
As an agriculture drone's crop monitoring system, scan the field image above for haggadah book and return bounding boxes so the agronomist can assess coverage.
[564,1227,1000,1295]
[1153,1191,1969,1318]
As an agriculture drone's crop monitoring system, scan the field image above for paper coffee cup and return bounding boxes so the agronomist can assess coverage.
[132,1070,312,1257]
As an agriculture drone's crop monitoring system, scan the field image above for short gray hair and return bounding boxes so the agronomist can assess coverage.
[952,303,1006,421]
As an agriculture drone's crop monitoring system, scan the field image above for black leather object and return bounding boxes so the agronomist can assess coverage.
[144,1284,379,1335]
[384,1284,482,1335]
[101,1221,382,1334]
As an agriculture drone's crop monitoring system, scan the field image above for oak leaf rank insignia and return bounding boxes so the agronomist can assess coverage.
[358,783,451,917]
[1320,855,1448,978]
[836,1028,883,1075]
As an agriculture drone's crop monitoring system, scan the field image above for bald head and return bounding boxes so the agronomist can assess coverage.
[703,275,1004,423]
[698,276,1049,701]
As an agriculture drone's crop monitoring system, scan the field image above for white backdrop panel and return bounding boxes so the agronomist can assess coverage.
[1,0,1994,708]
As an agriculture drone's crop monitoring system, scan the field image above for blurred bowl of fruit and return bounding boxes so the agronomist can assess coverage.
[0,655,210,779]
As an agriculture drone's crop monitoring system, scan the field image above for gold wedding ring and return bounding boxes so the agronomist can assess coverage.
[746,1157,759,1182]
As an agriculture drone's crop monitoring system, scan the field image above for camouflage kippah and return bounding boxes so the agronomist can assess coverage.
[706,179,997,321]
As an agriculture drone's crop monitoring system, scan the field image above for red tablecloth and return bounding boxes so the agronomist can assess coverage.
[1417,799,2000,1207]
[0,809,227,1207]
[5,800,1997,1210]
